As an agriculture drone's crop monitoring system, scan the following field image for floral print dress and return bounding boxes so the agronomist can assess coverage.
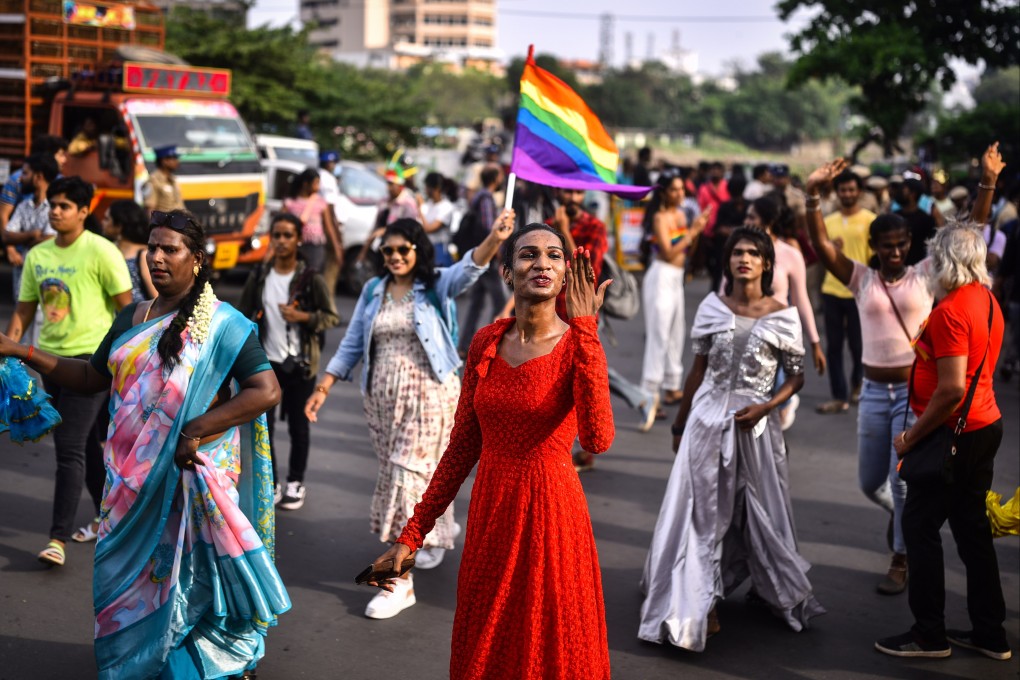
[365,290,460,549]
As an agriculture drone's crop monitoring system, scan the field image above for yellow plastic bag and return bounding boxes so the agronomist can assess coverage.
[986,488,1020,538]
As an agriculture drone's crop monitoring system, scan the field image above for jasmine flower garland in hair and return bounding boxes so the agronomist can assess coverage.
[188,283,216,345]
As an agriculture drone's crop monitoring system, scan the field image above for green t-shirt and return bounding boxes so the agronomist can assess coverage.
[19,230,133,357]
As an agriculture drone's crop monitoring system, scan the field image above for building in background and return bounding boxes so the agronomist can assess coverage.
[150,0,248,22]
[301,0,502,73]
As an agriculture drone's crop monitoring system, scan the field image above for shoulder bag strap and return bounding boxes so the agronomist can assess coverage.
[878,274,914,344]
[905,290,994,436]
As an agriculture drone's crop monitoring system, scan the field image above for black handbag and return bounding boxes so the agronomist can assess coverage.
[899,291,993,485]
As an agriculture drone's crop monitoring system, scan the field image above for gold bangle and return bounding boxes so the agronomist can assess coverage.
[179,431,201,443]
[315,385,330,395]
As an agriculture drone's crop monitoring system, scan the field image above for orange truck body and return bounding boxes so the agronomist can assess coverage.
[0,0,267,267]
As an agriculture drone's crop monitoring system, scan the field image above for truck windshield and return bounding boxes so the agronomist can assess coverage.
[125,99,257,159]
[134,114,251,154]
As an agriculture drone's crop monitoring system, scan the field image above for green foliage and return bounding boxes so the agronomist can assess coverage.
[972,67,1020,106]
[934,66,1020,166]
[165,8,420,157]
[406,64,507,127]
[505,53,582,95]
[777,0,1020,157]
[580,54,846,151]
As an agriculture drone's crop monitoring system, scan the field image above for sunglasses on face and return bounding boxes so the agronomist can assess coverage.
[381,244,416,257]
[149,210,197,232]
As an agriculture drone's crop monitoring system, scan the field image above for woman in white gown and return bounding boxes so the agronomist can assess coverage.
[639,226,825,652]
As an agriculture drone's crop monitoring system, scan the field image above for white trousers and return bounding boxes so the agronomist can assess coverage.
[641,260,686,394]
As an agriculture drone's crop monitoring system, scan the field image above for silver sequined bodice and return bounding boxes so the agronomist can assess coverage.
[692,316,804,399]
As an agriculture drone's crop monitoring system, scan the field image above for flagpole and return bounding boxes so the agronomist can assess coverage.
[504,172,516,210]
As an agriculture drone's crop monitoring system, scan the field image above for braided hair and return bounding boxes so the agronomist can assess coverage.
[154,210,213,370]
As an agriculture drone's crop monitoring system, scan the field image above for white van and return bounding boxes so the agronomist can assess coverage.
[254,135,386,292]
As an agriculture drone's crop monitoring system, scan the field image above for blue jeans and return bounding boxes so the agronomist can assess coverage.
[857,378,913,554]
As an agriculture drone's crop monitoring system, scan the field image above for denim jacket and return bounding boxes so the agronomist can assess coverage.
[324,249,488,392]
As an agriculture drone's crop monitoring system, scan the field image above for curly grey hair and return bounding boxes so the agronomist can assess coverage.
[926,219,991,294]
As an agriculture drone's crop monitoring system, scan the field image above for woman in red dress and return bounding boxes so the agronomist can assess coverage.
[366,223,615,679]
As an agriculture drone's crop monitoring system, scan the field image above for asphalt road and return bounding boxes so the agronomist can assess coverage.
[0,270,1017,680]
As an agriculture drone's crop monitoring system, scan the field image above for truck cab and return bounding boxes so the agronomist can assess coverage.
[0,3,267,268]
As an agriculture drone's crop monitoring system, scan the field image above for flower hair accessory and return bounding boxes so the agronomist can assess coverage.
[188,282,216,345]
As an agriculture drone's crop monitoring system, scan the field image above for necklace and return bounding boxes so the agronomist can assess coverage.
[143,298,158,323]
[882,269,906,284]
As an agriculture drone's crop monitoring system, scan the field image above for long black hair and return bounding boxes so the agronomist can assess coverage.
[381,218,438,288]
[501,223,567,287]
[108,200,149,245]
[641,169,683,234]
[722,226,775,297]
[289,168,320,199]
[154,210,213,371]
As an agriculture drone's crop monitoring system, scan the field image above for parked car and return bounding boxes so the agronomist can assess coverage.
[254,135,386,293]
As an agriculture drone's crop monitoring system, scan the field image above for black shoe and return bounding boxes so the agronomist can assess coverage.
[946,630,1012,660]
[875,631,951,658]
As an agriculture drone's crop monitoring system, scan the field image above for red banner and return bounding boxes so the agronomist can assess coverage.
[123,63,232,97]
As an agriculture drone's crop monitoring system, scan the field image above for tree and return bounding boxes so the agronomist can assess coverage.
[935,67,1020,166]
[165,8,421,157]
[777,0,1020,156]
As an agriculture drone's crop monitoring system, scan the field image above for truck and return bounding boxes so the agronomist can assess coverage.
[0,0,268,268]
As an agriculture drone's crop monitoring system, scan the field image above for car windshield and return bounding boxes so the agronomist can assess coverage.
[274,147,318,165]
[339,164,387,205]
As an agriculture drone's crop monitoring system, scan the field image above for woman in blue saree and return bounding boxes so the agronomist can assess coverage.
[0,210,290,679]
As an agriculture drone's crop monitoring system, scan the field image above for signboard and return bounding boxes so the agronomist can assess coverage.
[63,1,136,30]
[123,63,232,98]
[617,207,646,267]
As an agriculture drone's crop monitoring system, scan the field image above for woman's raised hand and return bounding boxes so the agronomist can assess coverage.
[489,208,515,242]
[564,247,611,319]
[982,142,1005,180]
[805,159,848,193]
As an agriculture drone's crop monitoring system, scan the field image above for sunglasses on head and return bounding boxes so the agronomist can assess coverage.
[381,244,416,257]
[149,210,197,232]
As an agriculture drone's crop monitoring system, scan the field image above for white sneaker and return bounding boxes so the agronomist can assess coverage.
[273,483,283,505]
[364,573,416,619]
[414,547,445,570]
[278,481,306,510]
[780,395,800,432]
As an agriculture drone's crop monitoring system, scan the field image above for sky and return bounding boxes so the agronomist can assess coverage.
[247,0,814,76]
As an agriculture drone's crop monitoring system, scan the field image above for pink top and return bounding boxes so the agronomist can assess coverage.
[773,238,820,345]
[848,259,934,368]
[283,194,328,245]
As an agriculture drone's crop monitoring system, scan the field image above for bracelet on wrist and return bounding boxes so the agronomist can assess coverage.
[806,204,821,213]
[26,345,34,362]
[315,384,330,395]
[978,182,995,191]
[670,423,685,437]
[179,431,201,443]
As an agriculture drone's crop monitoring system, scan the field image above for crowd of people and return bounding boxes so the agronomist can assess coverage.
[0,127,1016,678]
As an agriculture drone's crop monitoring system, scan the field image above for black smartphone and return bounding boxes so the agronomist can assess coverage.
[355,556,415,585]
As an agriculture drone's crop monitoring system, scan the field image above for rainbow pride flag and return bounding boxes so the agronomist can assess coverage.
[510,47,652,200]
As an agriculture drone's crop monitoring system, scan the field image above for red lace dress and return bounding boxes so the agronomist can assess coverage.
[398,316,615,680]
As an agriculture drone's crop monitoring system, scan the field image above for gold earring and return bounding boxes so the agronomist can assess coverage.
[193,264,200,276]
